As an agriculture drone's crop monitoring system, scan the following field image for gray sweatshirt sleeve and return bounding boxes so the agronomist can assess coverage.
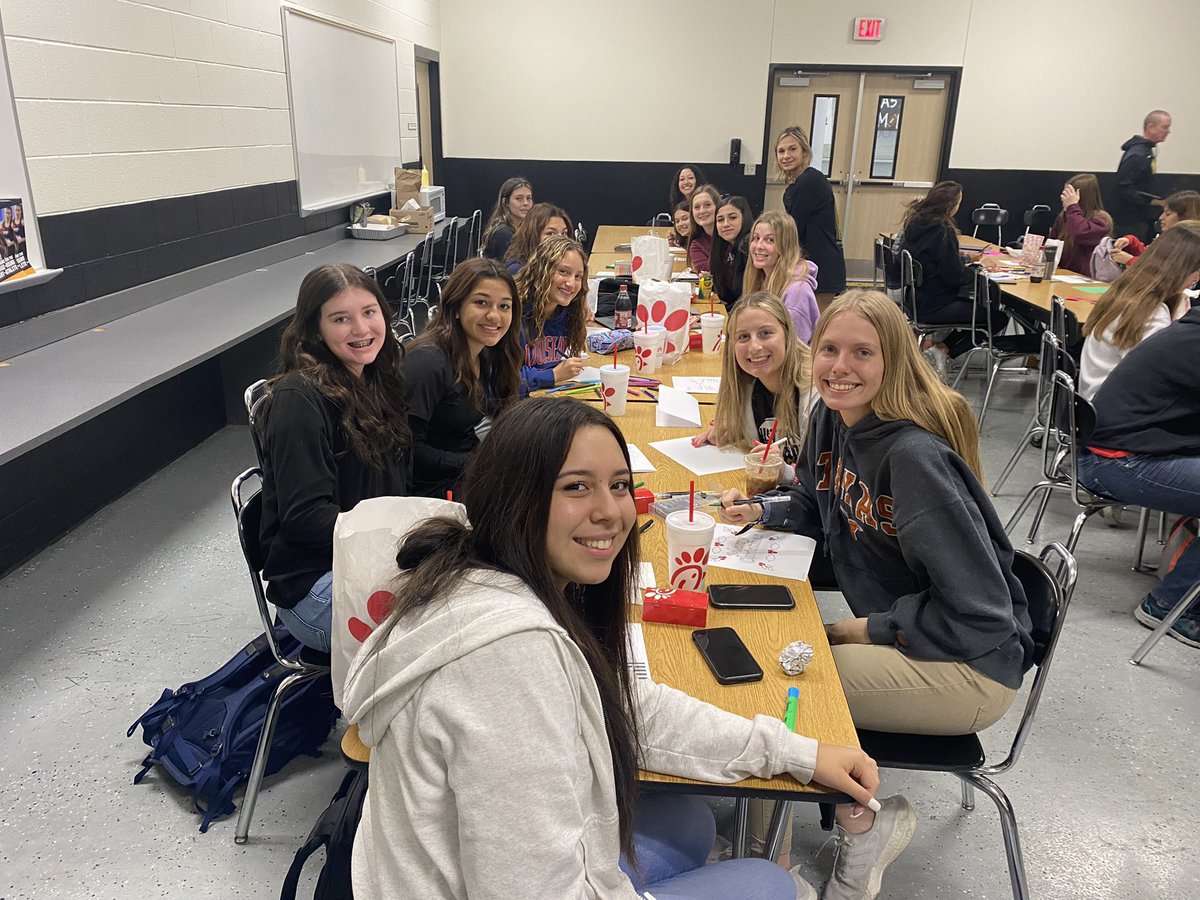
[635,680,818,785]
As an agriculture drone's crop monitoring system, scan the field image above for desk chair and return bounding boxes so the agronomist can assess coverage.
[433,215,460,285]
[230,468,332,844]
[952,269,1034,428]
[898,249,977,354]
[878,240,902,305]
[1131,579,1200,665]
[467,209,483,258]
[991,331,1065,495]
[854,543,1076,900]
[1023,205,1054,239]
[972,204,1009,245]
[646,212,673,228]
[382,252,418,341]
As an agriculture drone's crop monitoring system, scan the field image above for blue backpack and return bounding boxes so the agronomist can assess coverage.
[128,624,339,832]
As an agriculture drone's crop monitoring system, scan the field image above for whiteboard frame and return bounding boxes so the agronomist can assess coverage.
[281,4,405,217]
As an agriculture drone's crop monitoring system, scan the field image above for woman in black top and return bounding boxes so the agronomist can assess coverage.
[258,264,412,652]
[403,258,523,497]
[710,195,753,310]
[480,177,533,260]
[776,126,846,304]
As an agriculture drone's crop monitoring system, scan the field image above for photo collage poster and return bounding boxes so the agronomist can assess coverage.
[1,198,32,282]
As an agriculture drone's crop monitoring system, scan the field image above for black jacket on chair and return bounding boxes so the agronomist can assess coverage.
[899,217,972,317]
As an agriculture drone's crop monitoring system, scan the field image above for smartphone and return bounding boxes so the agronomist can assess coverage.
[708,584,796,610]
[691,627,763,685]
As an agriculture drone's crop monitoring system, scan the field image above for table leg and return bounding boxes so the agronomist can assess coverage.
[764,799,793,861]
[732,797,749,858]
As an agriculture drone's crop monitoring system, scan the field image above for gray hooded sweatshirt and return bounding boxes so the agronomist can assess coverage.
[343,569,820,899]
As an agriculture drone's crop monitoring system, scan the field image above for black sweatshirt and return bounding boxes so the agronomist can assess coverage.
[258,374,410,608]
[1115,135,1158,234]
[899,216,973,315]
[783,168,846,294]
[762,403,1034,689]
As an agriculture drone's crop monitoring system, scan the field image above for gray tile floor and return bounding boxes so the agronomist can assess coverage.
[1,368,1197,899]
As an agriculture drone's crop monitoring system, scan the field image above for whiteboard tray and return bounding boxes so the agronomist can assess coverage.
[348,223,409,241]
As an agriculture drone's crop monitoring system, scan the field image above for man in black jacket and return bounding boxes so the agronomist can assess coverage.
[1116,110,1172,242]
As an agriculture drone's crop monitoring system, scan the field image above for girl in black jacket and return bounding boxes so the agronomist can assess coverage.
[710,195,753,310]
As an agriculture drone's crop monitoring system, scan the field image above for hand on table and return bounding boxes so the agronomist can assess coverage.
[812,743,881,808]
[553,356,586,384]
[691,423,717,448]
[716,488,761,526]
[825,617,870,645]
[1061,184,1080,208]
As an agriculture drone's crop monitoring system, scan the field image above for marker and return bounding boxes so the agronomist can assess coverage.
[639,519,654,534]
[633,481,644,489]
[707,496,790,508]
[784,687,799,732]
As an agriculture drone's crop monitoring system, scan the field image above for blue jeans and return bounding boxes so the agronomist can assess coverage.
[620,793,796,899]
[276,571,333,652]
[1077,452,1200,615]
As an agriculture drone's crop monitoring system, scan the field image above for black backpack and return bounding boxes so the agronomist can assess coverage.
[128,624,339,832]
[281,767,369,900]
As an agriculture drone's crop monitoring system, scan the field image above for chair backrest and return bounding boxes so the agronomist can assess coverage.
[990,542,1077,774]
[972,204,1009,226]
[899,248,919,322]
[468,209,483,258]
[1024,204,1054,236]
[231,468,292,666]
[439,215,460,274]
[244,380,269,467]
[647,212,673,227]
[969,267,998,343]
[1043,368,1099,507]
[880,239,902,293]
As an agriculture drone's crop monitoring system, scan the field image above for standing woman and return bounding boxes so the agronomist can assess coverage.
[710,195,753,310]
[503,202,574,275]
[742,210,820,343]
[516,234,590,392]
[668,163,708,210]
[776,126,847,305]
[1050,173,1112,275]
[257,264,412,652]
[480,177,534,260]
[344,397,881,900]
[687,184,721,274]
[402,258,523,498]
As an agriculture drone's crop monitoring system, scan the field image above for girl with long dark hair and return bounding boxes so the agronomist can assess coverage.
[480,176,533,260]
[709,195,753,309]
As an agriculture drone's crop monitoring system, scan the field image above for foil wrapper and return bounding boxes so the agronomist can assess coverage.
[779,640,815,675]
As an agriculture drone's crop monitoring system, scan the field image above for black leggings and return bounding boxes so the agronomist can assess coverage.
[920,296,1010,358]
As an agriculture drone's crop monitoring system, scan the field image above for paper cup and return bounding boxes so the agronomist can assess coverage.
[599,363,630,416]
[633,328,666,374]
[744,449,784,497]
[666,510,716,591]
[700,312,725,354]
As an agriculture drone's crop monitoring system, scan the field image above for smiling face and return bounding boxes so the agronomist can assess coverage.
[677,167,697,197]
[545,425,636,591]
[457,276,513,357]
[548,249,585,310]
[508,186,534,221]
[775,135,805,175]
[732,306,786,391]
[541,216,570,240]
[673,207,691,237]
[812,310,885,427]
[749,222,780,274]
[317,286,387,377]
[691,191,716,231]
[716,204,743,243]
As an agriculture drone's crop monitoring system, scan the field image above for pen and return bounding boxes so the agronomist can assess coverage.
[707,496,790,508]
[545,382,580,393]
[639,519,654,534]
[633,481,644,489]
[784,686,799,732]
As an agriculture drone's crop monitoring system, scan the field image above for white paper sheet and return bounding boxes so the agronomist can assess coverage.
[648,436,746,475]
[576,366,602,383]
[655,385,702,428]
[672,376,722,394]
[708,524,817,582]
[1052,274,1093,284]
[630,562,657,603]
[626,444,657,473]
[625,623,651,681]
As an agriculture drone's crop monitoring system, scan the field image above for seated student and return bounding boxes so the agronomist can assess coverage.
[402,258,522,498]
[516,234,589,392]
[503,203,573,275]
[1079,221,1200,400]
[742,211,819,343]
[480,177,533,260]
[669,163,708,211]
[1077,306,1200,648]
[257,264,412,652]
[687,184,720,273]
[692,292,811,480]
[1111,190,1200,264]
[720,291,1035,897]
[898,181,1008,367]
[1050,174,1113,275]
[775,126,847,305]
[668,200,691,249]
[344,397,881,900]
[710,195,753,310]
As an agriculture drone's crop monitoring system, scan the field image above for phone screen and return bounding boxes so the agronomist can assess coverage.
[708,584,795,609]
[692,627,763,684]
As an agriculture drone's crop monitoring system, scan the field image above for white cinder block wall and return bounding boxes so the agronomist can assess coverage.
[0,0,440,215]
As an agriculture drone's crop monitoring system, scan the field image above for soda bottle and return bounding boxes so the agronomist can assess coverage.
[614,283,633,330]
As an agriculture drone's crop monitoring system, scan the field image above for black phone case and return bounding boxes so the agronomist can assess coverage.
[691,627,764,684]
[707,583,796,609]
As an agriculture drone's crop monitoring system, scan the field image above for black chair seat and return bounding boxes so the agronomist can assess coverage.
[856,728,985,772]
[299,647,333,667]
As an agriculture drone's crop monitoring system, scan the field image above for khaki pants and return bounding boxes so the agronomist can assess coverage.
[749,645,1017,857]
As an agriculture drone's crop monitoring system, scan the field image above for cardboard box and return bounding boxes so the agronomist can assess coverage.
[391,206,435,234]
[642,588,708,628]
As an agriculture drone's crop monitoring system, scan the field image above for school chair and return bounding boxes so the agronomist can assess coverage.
[646,212,673,228]
[854,542,1077,900]
[381,252,418,342]
[972,203,1009,245]
[1023,205,1054,238]
[898,249,978,353]
[467,208,483,258]
[1131,578,1200,665]
[990,331,1064,495]
[951,269,1034,428]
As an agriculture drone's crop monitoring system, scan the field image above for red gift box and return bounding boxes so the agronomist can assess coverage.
[642,588,708,628]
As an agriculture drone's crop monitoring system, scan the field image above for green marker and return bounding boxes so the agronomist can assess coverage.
[784,686,799,732]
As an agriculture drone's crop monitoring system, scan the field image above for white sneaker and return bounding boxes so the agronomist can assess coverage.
[821,795,917,900]
[921,345,949,383]
[789,866,819,900]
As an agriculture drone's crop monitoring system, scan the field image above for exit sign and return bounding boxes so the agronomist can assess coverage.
[853,17,885,41]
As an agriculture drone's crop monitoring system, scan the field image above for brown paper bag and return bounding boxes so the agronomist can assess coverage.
[393,168,422,208]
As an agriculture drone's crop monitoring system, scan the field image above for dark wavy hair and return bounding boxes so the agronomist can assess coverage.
[505,203,575,269]
[710,195,754,303]
[405,258,522,410]
[515,235,588,354]
[669,164,708,209]
[372,398,642,856]
[269,264,411,468]
[901,180,963,233]
[480,176,532,254]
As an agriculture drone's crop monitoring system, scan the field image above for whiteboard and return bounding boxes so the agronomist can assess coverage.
[282,5,404,216]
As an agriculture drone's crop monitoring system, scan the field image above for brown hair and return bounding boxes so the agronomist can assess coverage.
[505,203,575,268]
[688,184,721,241]
[1054,174,1112,262]
[515,235,589,354]
[901,181,962,233]
[480,176,532,253]
[1165,191,1200,222]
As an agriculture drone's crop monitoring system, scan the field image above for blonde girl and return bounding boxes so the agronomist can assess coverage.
[742,211,820,343]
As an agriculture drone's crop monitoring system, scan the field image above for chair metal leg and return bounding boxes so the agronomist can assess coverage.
[1131,581,1200,665]
[1158,510,1168,543]
[960,779,976,811]
[962,772,1029,900]
[731,797,749,859]
[1065,508,1098,555]
[1025,488,1055,545]
[991,415,1038,495]
[952,347,984,389]
[977,360,1005,430]
[1132,507,1155,572]
[764,800,794,861]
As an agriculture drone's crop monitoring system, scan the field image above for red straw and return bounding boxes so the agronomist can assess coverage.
[762,419,779,462]
[689,480,695,523]
[446,490,453,502]
[709,296,714,316]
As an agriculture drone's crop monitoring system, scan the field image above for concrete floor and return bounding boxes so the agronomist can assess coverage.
[1,367,1197,899]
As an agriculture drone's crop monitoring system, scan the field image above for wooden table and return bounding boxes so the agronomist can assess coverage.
[996,272,1104,325]
[543,348,858,810]
[588,224,690,279]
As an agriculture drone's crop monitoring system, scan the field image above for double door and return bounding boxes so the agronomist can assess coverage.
[765,68,956,280]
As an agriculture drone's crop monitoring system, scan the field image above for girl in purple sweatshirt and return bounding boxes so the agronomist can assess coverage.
[742,210,820,343]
